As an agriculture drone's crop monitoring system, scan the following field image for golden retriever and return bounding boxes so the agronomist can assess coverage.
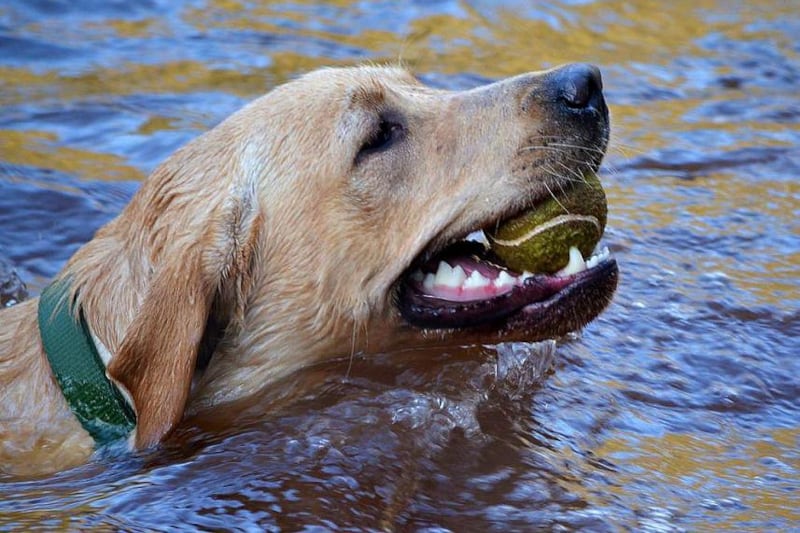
[0,64,617,477]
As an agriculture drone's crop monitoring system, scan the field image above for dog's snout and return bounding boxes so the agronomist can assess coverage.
[553,63,604,111]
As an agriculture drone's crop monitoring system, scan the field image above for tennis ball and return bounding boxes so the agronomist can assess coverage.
[488,172,607,274]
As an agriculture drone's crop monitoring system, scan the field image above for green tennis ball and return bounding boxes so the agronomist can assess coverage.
[488,172,607,274]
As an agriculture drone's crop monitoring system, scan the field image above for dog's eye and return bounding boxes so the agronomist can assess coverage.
[357,119,404,162]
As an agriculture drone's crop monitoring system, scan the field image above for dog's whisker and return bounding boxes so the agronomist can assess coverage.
[345,318,358,379]
[539,162,584,186]
[607,141,647,158]
[519,145,569,154]
[545,141,608,155]
[555,161,588,183]
[520,136,605,153]
[542,173,570,214]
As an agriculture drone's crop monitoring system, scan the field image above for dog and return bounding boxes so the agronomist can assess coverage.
[0,64,617,477]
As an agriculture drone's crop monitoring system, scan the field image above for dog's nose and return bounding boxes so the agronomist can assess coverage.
[552,63,604,111]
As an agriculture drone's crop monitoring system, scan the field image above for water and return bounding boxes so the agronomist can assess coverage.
[1,0,798,530]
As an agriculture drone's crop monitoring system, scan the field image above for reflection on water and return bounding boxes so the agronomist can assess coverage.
[1,0,798,530]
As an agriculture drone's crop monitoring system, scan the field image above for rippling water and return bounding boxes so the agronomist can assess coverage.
[1,1,798,530]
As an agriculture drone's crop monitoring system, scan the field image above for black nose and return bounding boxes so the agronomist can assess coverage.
[553,63,604,111]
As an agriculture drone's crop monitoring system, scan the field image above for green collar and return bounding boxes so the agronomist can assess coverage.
[37,279,136,445]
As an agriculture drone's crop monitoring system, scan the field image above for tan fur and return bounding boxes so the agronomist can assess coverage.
[0,65,608,477]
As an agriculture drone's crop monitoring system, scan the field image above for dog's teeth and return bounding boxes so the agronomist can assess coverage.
[423,273,436,291]
[452,265,467,285]
[434,261,467,288]
[435,260,452,279]
[465,230,490,248]
[494,270,516,289]
[444,265,467,288]
[463,269,491,289]
[558,246,587,276]
[585,246,610,269]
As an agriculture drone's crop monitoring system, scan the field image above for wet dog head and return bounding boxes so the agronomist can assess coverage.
[235,64,615,348]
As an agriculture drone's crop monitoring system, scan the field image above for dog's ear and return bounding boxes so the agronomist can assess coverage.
[107,194,261,448]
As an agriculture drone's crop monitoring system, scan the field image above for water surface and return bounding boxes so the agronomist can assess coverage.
[1,0,798,530]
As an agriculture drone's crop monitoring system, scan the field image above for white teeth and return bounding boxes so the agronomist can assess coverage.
[415,243,612,295]
[434,260,452,282]
[463,269,491,289]
[585,246,610,269]
[558,246,587,276]
[451,265,467,285]
[465,230,490,248]
[433,261,467,288]
[494,270,516,289]
[419,259,514,296]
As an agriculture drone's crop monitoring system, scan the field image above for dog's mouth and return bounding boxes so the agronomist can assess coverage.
[396,224,618,338]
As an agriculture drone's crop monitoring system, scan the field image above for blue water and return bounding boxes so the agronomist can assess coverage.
[1,0,798,530]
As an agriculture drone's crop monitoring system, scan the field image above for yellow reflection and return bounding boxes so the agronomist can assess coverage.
[0,130,142,182]
[598,428,800,524]
[92,17,161,38]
